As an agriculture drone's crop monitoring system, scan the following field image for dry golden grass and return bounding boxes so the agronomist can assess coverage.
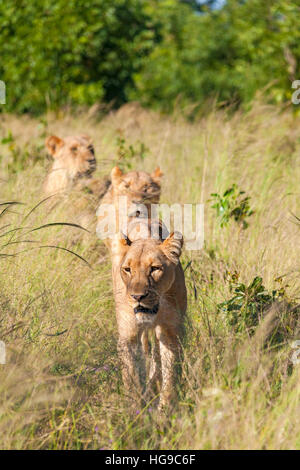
[0,101,299,449]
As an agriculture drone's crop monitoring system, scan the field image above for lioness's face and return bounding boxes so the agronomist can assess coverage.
[111,166,162,209]
[120,233,183,324]
[45,135,96,179]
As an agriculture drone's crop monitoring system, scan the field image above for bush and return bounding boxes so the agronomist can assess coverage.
[210,184,254,229]
[0,0,159,113]
[1,1,300,114]
[218,273,300,347]
[132,0,300,111]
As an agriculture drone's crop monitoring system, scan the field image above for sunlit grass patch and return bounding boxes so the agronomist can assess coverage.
[0,101,300,449]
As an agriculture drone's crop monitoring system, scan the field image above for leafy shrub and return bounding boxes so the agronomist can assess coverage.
[210,184,254,229]
[218,275,280,333]
[218,273,299,346]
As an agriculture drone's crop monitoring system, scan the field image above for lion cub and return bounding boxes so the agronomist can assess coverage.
[113,232,187,411]
[44,134,109,199]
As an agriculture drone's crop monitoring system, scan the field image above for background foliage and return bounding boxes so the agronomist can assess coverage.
[1,0,300,114]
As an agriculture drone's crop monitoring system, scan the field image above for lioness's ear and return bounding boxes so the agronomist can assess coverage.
[161,231,183,264]
[80,134,92,143]
[45,135,64,157]
[120,232,132,246]
[151,166,163,184]
[111,166,123,186]
[111,234,131,258]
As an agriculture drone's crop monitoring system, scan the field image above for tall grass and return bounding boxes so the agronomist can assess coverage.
[0,101,299,449]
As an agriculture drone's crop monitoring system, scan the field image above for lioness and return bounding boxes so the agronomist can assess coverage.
[44,134,110,236]
[113,232,187,411]
[96,165,163,250]
[44,134,110,198]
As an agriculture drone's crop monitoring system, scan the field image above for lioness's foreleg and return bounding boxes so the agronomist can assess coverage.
[148,335,161,388]
[118,336,144,398]
[157,333,179,411]
[143,334,162,402]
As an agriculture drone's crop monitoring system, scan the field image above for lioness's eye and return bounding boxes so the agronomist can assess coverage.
[71,146,78,153]
[151,266,161,273]
[124,267,131,273]
[87,145,95,156]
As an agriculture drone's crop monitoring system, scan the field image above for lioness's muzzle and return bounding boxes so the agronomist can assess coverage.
[134,304,159,315]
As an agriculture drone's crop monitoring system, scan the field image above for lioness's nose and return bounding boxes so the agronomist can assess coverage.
[131,293,148,302]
